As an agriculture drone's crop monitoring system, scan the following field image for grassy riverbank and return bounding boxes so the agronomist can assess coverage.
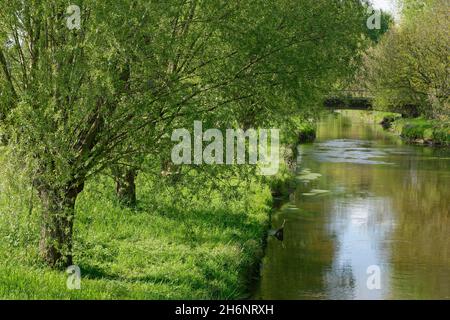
[0,167,272,299]
[390,118,450,146]
[339,110,450,146]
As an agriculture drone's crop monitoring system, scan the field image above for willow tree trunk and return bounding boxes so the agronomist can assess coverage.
[38,184,83,268]
[114,167,137,207]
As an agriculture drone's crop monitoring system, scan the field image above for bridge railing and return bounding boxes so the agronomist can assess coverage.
[324,90,374,110]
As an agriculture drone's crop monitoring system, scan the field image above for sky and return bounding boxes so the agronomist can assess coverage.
[372,0,396,13]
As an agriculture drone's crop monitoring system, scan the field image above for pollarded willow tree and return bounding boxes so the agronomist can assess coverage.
[0,0,367,268]
[111,0,370,205]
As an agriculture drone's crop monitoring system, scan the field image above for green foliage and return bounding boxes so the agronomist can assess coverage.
[265,161,295,198]
[297,123,317,143]
[0,0,369,186]
[0,164,271,299]
[431,127,450,146]
[385,117,450,145]
[0,1,379,301]
[401,120,433,140]
[0,0,370,268]
[365,8,394,43]
[364,0,449,120]
[380,114,402,129]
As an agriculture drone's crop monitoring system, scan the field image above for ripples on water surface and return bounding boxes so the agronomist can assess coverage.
[256,113,450,300]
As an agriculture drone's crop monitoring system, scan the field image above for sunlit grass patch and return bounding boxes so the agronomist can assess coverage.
[0,171,271,299]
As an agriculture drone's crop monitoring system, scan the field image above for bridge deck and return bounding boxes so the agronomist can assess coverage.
[324,96,373,111]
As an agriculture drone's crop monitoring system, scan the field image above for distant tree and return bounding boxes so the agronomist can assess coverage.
[366,8,394,43]
[364,0,449,119]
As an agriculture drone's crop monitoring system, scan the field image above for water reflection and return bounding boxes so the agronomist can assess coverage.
[313,139,392,165]
[256,113,450,300]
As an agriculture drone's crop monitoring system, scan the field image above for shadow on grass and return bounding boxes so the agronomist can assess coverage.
[78,264,120,281]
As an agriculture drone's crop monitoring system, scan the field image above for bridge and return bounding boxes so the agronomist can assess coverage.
[324,90,419,117]
[324,90,374,111]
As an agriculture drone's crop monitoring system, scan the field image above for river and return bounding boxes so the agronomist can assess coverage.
[255,111,450,300]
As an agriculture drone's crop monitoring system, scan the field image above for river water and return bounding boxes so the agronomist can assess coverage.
[256,112,450,300]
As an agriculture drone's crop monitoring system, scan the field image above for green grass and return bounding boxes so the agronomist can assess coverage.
[338,111,450,146]
[391,118,450,145]
[400,119,433,140]
[297,123,316,143]
[0,168,271,299]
